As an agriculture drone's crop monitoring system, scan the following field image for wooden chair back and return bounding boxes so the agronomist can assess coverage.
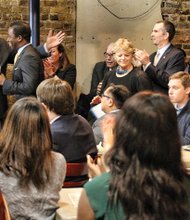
[63,162,89,187]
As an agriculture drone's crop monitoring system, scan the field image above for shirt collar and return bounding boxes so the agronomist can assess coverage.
[174,102,187,115]
[17,43,31,55]
[157,43,171,58]
[50,115,61,124]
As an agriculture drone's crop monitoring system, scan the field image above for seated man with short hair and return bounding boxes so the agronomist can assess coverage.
[92,84,131,145]
[168,71,190,145]
[36,77,97,162]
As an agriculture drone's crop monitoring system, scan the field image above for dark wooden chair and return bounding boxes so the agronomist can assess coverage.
[0,191,11,220]
[63,162,89,187]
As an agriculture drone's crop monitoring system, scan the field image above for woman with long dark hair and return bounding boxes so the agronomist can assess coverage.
[78,91,189,220]
[0,97,66,220]
[43,43,76,89]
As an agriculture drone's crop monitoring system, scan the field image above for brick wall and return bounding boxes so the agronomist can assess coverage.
[161,0,190,61]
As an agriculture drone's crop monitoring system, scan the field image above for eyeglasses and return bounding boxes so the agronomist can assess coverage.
[101,93,111,99]
[104,52,115,58]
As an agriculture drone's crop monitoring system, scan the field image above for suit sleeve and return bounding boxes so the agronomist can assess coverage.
[36,45,49,58]
[90,63,100,97]
[3,53,43,95]
[100,71,112,94]
[145,50,185,89]
[0,38,10,74]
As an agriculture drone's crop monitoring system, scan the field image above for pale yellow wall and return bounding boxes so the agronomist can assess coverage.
[76,0,162,95]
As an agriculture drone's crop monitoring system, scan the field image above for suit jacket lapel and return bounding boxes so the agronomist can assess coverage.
[156,44,173,65]
[14,44,31,66]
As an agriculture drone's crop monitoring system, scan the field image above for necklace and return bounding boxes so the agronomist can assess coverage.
[116,66,133,77]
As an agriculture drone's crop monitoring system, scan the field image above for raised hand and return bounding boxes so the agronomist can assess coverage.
[46,29,66,51]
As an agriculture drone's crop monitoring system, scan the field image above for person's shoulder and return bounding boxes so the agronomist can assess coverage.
[168,44,185,55]
[84,172,110,190]
[51,151,65,160]
[74,114,92,126]
[130,66,145,76]
[184,99,190,111]
[93,61,107,70]
[65,63,76,70]
[23,44,42,58]
[51,151,66,165]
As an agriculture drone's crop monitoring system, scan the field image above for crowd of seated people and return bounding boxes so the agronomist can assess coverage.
[78,91,190,219]
[0,18,190,219]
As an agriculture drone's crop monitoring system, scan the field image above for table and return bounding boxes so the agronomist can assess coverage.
[56,188,83,220]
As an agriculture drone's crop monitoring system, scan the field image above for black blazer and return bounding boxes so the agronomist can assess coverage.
[51,114,97,162]
[0,38,10,120]
[90,61,111,98]
[146,44,185,94]
[56,64,76,90]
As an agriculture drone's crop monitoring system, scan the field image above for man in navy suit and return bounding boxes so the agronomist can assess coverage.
[36,77,97,163]
[135,20,185,94]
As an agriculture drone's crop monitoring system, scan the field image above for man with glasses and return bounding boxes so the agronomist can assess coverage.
[92,84,130,144]
[90,42,117,98]
[76,43,117,119]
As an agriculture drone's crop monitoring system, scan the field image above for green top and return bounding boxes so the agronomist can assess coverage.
[84,172,125,220]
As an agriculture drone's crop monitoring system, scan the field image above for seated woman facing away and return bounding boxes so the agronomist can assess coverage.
[78,91,190,220]
[43,43,76,89]
[0,97,66,220]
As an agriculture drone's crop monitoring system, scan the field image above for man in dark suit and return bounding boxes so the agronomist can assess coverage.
[75,43,117,118]
[135,20,185,94]
[0,38,10,127]
[90,42,117,98]
[0,22,65,100]
[36,77,97,163]
[0,21,44,100]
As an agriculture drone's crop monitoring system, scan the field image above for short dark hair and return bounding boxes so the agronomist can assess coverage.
[10,21,31,42]
[157,20,176,42]
[106,84,131,109]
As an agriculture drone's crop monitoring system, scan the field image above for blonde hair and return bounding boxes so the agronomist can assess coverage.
[113,38,135,54]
